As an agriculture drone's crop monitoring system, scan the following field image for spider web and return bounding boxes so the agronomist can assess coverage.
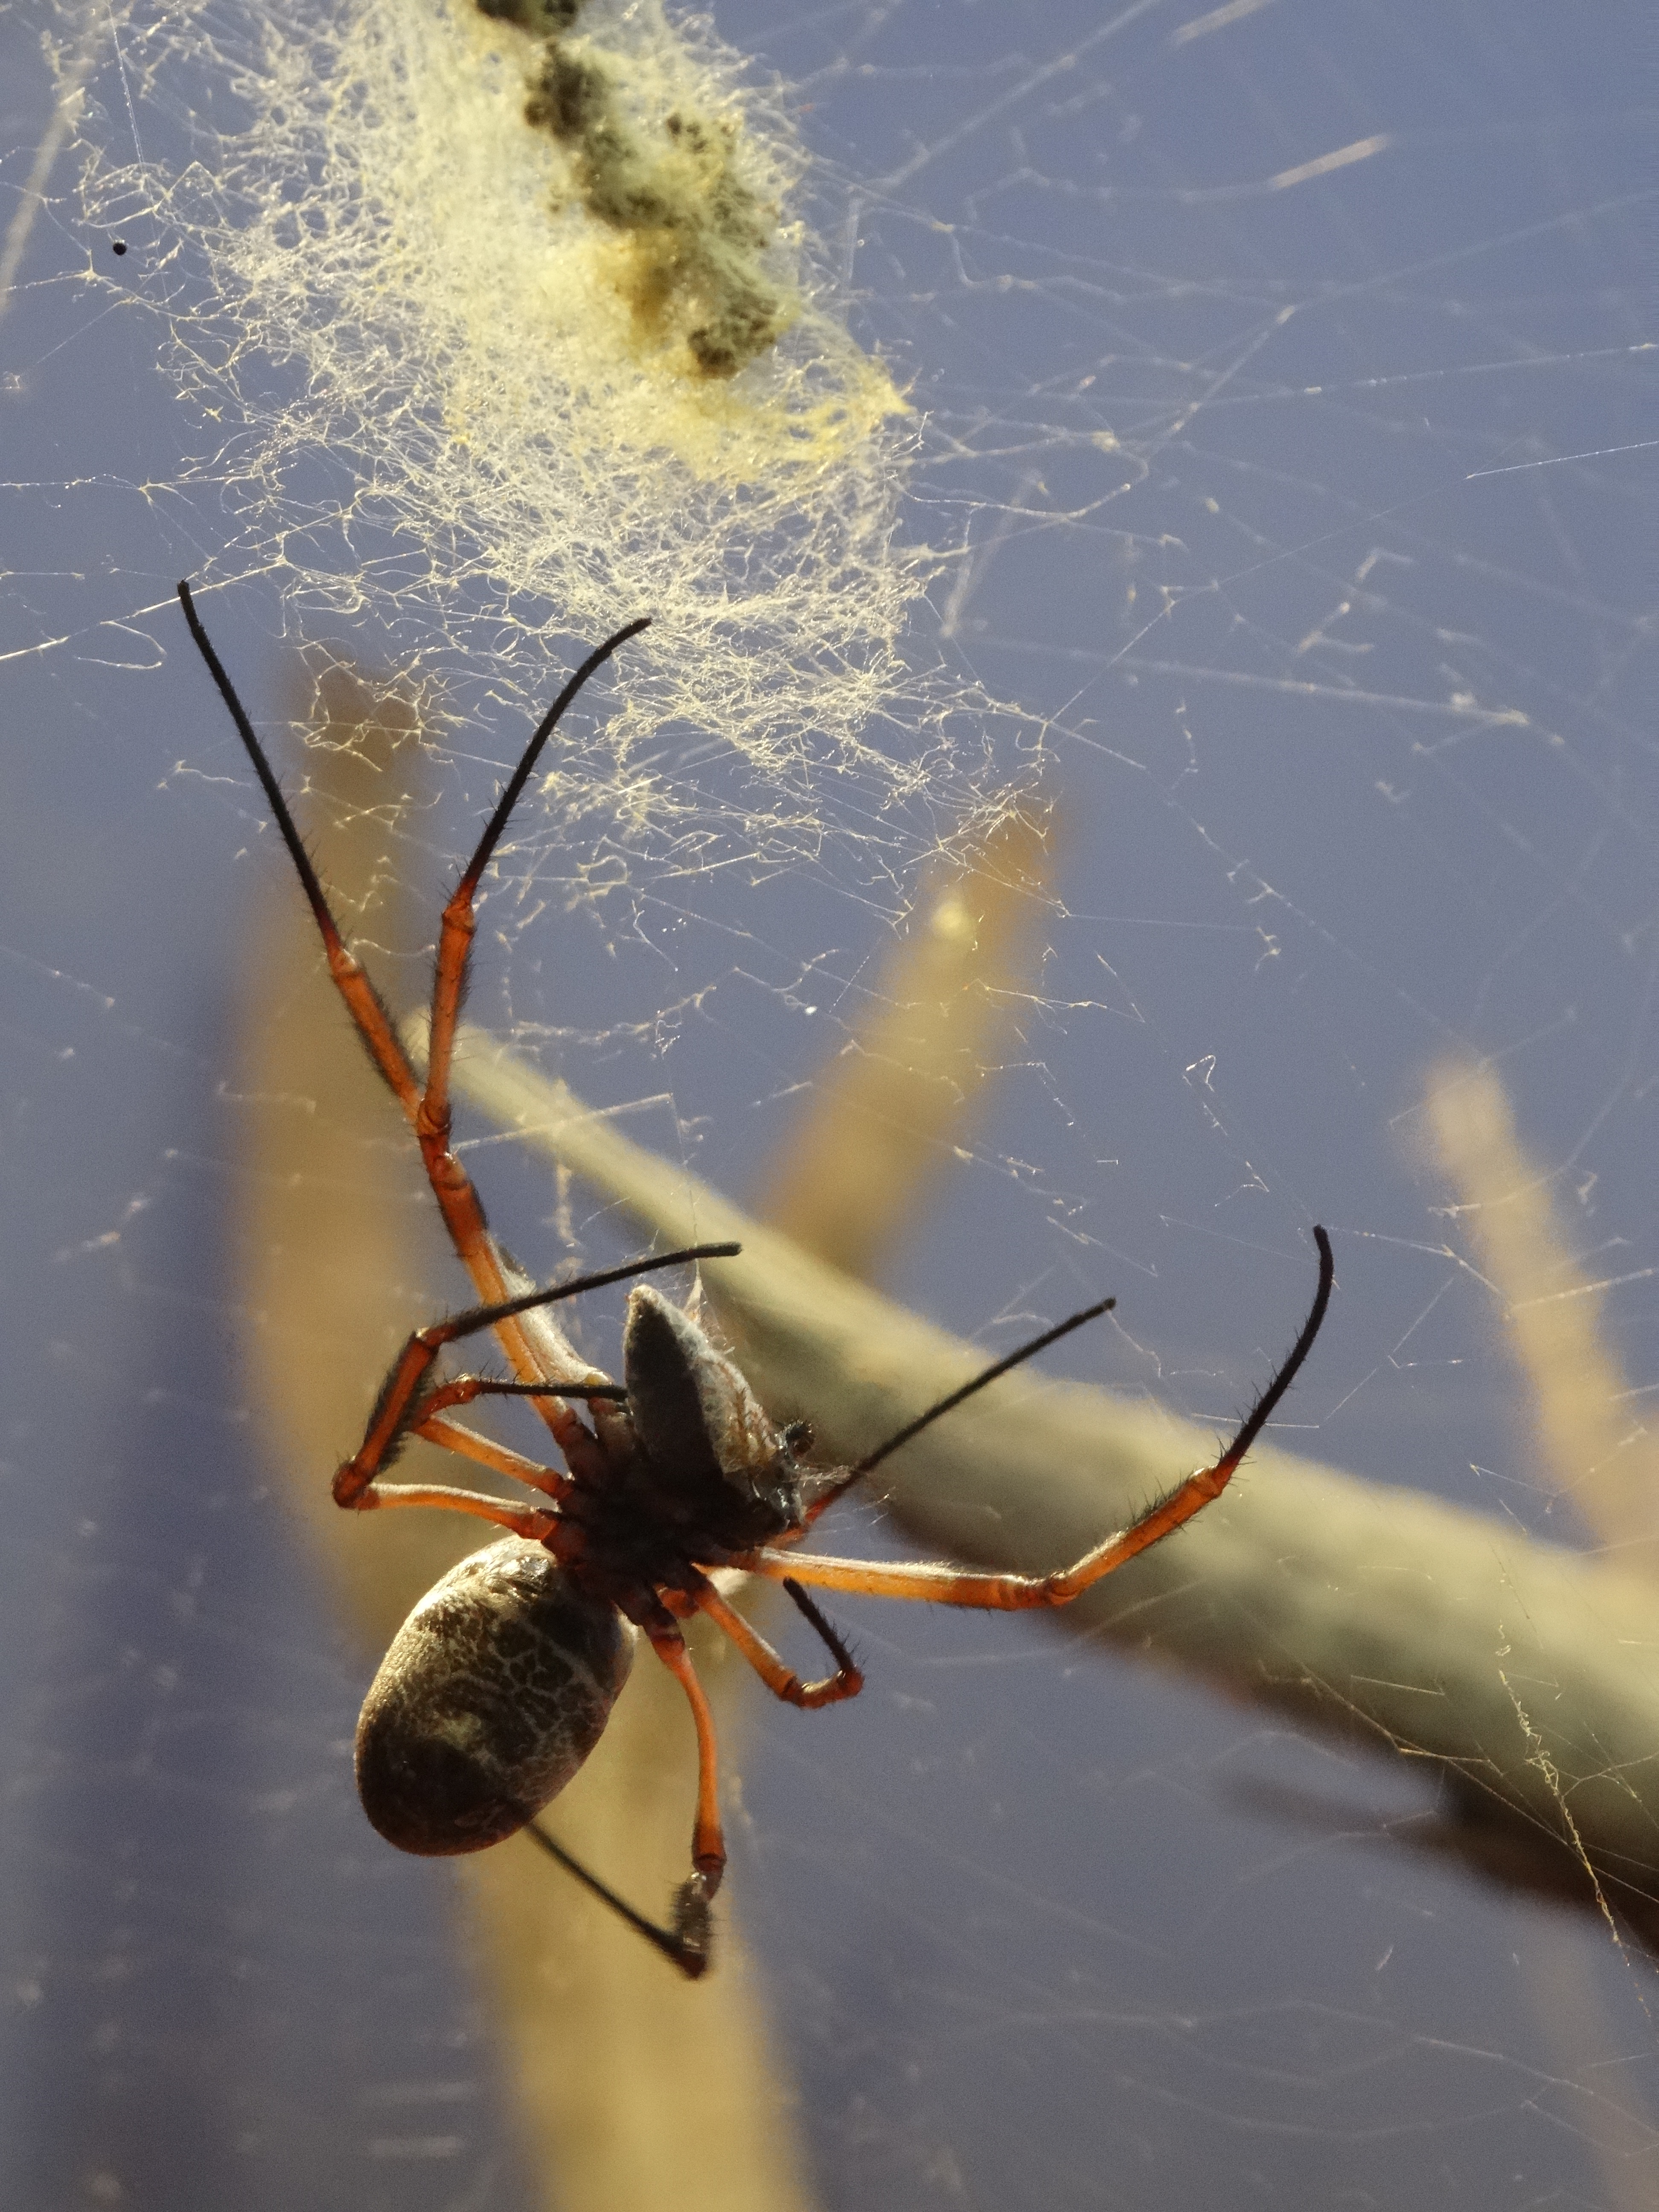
[3,0,1659,2206]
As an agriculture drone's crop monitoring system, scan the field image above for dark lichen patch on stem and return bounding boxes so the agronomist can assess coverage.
[477,0,582,29]
[477,0,797,380]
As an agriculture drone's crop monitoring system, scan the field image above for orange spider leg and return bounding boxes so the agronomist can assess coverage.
[180,580,505,1281]
[744,1479,1206,1609]
[178,581,644,1464]
[649,1627,727,1886]
[691,1574,864,1709]
[410,616,646,1446]
[415,1375,624,1424]
[330,1321,605,1508]
[419,615,649,1153]
[414,1414,573,1500]
[764,1225,1334,1612]
[344,1481,557,1538]
[747,1434,1276,1611]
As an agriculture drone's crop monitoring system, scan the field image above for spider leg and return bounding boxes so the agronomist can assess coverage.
[181,580,506,1289]
[752,1227,1335,1614]
[332,1244,740,1508]
[414,1415,572,1498]
[649,1627,726,1883]
[625,1623,727,1973]
[419,616,649,1157]
[691,1573,863,1709]
[412,619,643,1434]
[343,1481,558,1538]
[416,1376,627,1417]
[521,1823,715,1982]
[177,582,424,1123]
[177,582,646,1464]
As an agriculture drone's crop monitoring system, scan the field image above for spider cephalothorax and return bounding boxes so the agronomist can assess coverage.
[180,578,1334,1978]
[598,1284,811,1560]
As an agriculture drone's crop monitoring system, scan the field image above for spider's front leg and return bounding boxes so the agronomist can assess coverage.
[177,582,649,1466]
[750,1227,1335,1615]
[416,615,649,1165]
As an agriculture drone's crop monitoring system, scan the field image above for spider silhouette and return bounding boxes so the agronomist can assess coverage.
[179,581,1334,1978]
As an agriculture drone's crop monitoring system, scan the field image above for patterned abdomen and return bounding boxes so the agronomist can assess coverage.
[355,1537,636,1855]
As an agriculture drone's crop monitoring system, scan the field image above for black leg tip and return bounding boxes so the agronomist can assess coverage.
[672,1873,715,1980]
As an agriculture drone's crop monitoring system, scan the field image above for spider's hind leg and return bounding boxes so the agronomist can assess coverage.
[523,1822,715,1981]
[522,1618,728,1979]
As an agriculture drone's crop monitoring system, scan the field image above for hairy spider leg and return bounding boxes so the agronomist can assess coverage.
[332,1243,740,1512]
[801,1292,1118,1530]
[629,1624,728,1977]
[332,1481,560,1540]
[420,614,650,1155]
[753,1226,1333,1610]
[522,1822,715,1980]
[415,1414,595,1496]
[648,1627,725,1876]
[177,580,646,1462]
[690,1570,864,1709]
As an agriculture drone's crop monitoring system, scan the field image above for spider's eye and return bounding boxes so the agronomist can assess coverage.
[782,1419,814,1458]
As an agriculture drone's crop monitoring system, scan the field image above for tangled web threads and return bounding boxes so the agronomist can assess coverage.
[66,0,1022,878]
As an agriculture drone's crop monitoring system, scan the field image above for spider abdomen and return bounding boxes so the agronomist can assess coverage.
[355,1537,636,1856]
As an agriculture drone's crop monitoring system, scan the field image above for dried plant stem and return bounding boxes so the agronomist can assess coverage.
[750,807,1054,1274]
[1426,1059,1659,1571]
[1423,1058,1659,2206]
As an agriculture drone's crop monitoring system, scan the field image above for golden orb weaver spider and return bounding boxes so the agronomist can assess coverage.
[179,579,1334,1979]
